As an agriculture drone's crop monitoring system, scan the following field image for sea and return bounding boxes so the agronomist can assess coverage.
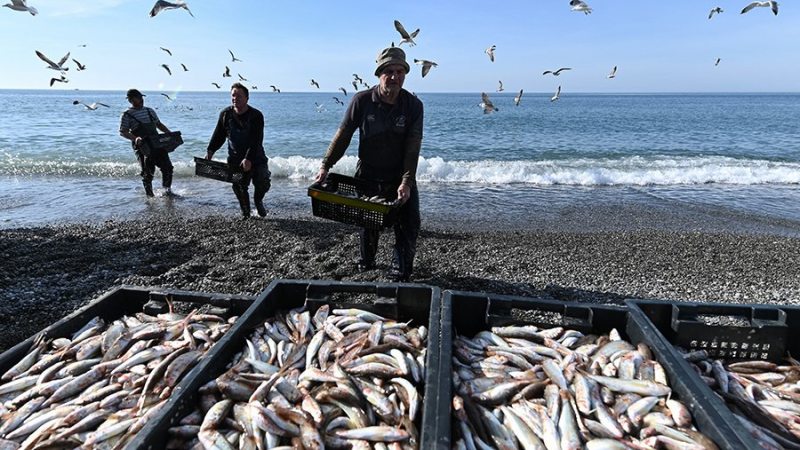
[2,89,799,232]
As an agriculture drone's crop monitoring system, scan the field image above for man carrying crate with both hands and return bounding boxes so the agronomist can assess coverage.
[315,47,424,282]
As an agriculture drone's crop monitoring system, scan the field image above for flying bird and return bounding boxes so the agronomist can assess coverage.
[310,79,320,89]
[72,58,86,71]
[222,66,231,77]
[3,0,37,15]
[211,82,221,89]
[413,58,438,78]
[485,45,496,62]
[709,7,724,19]
[160,93,173,101]
[351,81,359,91]
[159,47,172,56]
[606,66,617,79]
[497,81,504,92]
[339,87,347,96]
[315,102,324,113]
[353,74,363,84]
[270,85,280,93]
[543,68,571,76]
[550,85,562,102]
[237,73,248,82]
[149,0,194,18]
[49,75,68,87]
[161,64,172,76]
[570,0,592,14]
[478,92,498,114]
[228,49,242,62]
[394,20,420,47]
[181,63,188,71]
[36,50,70,72]
[741,1,778,15]
[252,86,258,90]
[332,96,344,106]
[72,100,109,110]
[513,89,523,107]
[714,57,721,66]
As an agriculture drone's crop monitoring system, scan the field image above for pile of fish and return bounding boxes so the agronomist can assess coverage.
[168,305,427,449]
[452,325,719,450]
[0,308,234,449]
[681,349,800,449]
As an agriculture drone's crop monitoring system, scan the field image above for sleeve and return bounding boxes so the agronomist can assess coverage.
[119,112,131,133]
[207,109,228,154]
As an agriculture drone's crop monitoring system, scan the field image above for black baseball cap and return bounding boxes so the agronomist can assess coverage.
[126,89,145,98]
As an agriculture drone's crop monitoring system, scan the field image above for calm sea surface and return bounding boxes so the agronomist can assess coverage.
[1,90,799,230]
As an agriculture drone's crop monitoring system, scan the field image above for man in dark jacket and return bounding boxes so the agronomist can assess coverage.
[206,83,271,218]
[316,47,424,281]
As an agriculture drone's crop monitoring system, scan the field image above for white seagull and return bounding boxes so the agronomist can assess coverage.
[72,100,109,110]
[570,0,593,14]
[485,45,496,62]
[49,75,68,87]
[394,20,420,47]
[513,89,523,107]
[72,58,86,71]
[606,66,617,78]
[714,57,721,66]
[741,1,778,15]
[550,85,562,102]
[497,81,504,92]
[36,50,70,72]
[3,0,37,15]
[314,102,324,113]
[149,0,193,18]
[413,59,438,78]
[161,64,172,76]
[543,68,571,76]
[709,7,724,19]
[478,92,498,114]
[228,49,242,62]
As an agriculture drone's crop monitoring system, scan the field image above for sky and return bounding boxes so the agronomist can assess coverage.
[1,0,798,94]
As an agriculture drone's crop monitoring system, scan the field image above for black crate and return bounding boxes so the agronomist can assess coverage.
[141,131,183,157]
[131,279,442,450]
[627,299,800,449]
[193,156,243,183]
[440,291,745,450]
[308,172,400,229]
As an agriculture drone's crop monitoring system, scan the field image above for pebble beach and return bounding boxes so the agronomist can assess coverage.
[2,202,800,353]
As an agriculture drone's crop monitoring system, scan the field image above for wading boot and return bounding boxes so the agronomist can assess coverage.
[143,180,155,197]
[254,187,268,217]
[233,185,251,218]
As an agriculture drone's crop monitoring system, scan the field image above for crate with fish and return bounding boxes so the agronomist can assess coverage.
[308,172,401,229]
[0,285,255,449]
[194,156,244,183]
[439,290,744,450]
[627,299,800,449]
[129,279,443,449]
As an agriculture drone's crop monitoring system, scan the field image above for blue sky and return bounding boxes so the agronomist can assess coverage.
[1,0,797,93]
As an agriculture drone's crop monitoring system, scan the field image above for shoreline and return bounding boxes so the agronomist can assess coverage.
[2,209,800,352]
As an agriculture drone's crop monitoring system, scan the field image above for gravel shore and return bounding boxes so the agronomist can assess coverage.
[2,210,800,352]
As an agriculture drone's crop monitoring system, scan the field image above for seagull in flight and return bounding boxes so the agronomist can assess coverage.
[3,0,37,15]
[73,100,109,110]
[714,57,721,66]
[315,102,324,113]
[485,45,496,62]
[550,85,562,102]
[252,86,258,90]
[222,66,231,77]
[36,50,70,72]
[741,1,778,15]
[513,89,523,106]
[353,74,363,84]
[49,75,68,87]
[394,20,420,47]
[339,87,347,97]
[159,47,172,56]
[570,0,592,14]
[149,0,194,18]
[228,49,242,62]
[606,66,617,78]
[160,93,174,101]
[181,63,188,71]
[479,92,498,114]
[497,81,504,92]
[543,68,571,76]
[414,58,438,78]
[211,82,221,89]
[237,73,248,82]
[270,85,280,93]
[161,64,172,76]
[310,79,320,89]
[351,81,359,91]
[709,7,724,19]
[332,96,344,106]
[72,58,86,71]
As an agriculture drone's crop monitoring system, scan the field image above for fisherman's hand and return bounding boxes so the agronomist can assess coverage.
[133,137,143,148]
[204,151,213,160]
[241,158,252,172]
[397,183,411,205]
[315,168,328,184]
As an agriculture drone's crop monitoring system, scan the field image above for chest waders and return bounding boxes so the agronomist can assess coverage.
[125,109,173,196]
[226,112,270,218]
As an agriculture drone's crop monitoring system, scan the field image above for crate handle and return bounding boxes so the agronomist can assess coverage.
[485,296,595,329]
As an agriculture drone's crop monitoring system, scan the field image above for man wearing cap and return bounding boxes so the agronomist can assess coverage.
[316,47,424,282]
[119,88,174,197]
